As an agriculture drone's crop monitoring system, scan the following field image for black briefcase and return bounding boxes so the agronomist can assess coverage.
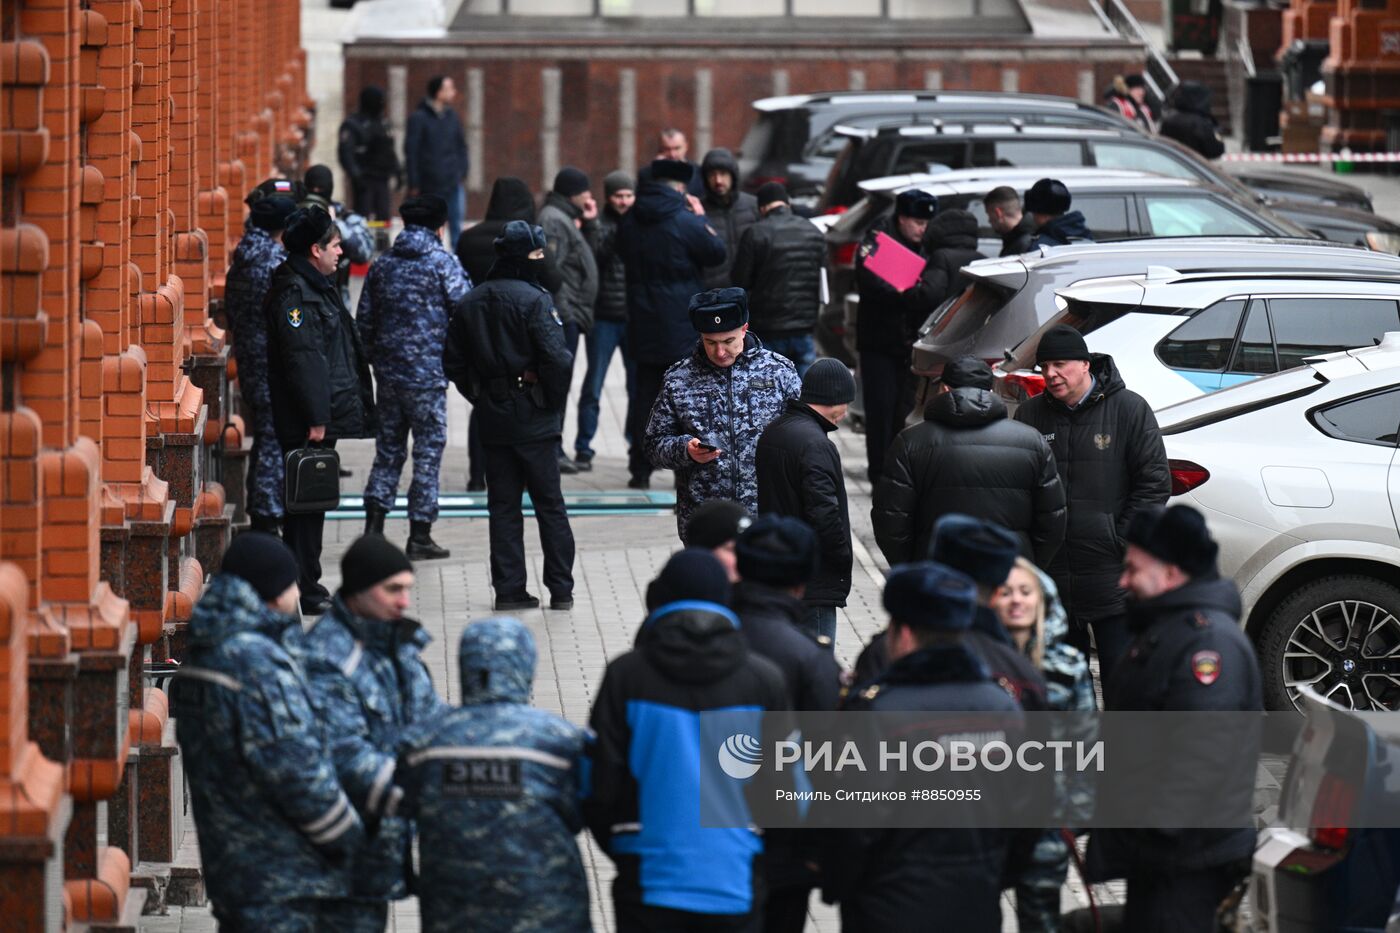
[284,447,341,514]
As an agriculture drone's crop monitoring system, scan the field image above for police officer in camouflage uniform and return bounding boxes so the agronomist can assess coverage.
[645,287,801,540]
[225,194,297,532]
[395,617,591,933]
[303,534,446,930]
[359,195,471,560]
[172,533,367,932]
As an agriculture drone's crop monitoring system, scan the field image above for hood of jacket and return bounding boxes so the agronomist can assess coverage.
[189,573,296,649]
[925,385,1006,427]
[1126,574,1242,631]
[459,617,535,704]
[632,182,688,224]
[637,600,747,685]
[1172,81,1214,119]
[542,190,583,222]
[925,209,979,252]
[701,148,742,205]
[390,224,442,259]
[1032,564,1071,648]
[483,177,538,223]
[1038,211,1092,243]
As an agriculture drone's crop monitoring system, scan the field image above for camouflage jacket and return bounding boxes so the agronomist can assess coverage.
[303,598,446,900]
[172,574,363,909]
[1028,566,1096,825]
[645,333,801,537]
[396,618,591,933]
[357,225,471,390]
[225,223,286,410]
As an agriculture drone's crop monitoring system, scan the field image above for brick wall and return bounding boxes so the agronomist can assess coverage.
[1,0,310,923]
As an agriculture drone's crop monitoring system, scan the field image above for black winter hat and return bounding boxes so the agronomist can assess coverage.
[304,165,334,200]
[553,166,591,198]
[1024,178,1072,215]
[340,534,414,599]
[940,355,994,390]
[645,548,732,611]
[689,287,749,333]
[895,189,938,219]
[800,358,856,406]
[400,194,448,230]
[604,170,635,197]
[281,207,335,254]
[358,85,386,117]
[884,561,978,631]
[494,219,547,259]
[223,532,300,604]
[930,514,1020,588]
[1035,324,1091,364]
[1124,74,1147,90]
[249,195,298,232]
[684,499,752,549]
[755,182,790,208]
[736,515,818,588]
[245,176,304,207]
[650,158,694,185]
[1125,504,1219,577]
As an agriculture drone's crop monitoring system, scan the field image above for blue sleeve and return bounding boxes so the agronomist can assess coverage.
[686,215,727,270]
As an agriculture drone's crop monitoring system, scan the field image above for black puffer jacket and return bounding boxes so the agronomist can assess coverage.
[699,149,760,290]
[872,386,1065,567]
[919,209,985,308]
[731,204,827,338]
[1160,81,1225,160]
[755,399,853,607]
[455,177,562,293]
[587,205,628,324]
[855,217,931,357]
[1013,354,1171,622]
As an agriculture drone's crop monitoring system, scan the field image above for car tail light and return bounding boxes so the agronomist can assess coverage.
[822,204,849,217]
[832,241,858,269]
[1002,371,1045,400]
[1309,774,1356,851]
[1169,459,1210,496]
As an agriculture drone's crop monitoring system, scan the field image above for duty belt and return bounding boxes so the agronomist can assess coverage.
[486,375,529,398]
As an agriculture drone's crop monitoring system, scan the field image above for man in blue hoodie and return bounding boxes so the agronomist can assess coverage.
[617,158,727,489]
[1024,178,1095,250]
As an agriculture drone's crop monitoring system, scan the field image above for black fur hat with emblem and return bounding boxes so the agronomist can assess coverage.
[688,287,749,334]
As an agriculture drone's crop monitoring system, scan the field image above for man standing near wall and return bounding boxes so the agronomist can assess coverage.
[405,75,470,243]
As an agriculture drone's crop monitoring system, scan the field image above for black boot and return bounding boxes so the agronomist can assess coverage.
[364,503,388,536]
[407,521,450,560]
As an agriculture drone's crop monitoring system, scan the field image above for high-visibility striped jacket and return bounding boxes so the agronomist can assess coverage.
[303,598,445,901]
[172,574,363,910]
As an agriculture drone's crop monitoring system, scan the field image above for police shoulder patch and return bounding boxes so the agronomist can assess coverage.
[288,307,303,328]
[1191,650,1221,686]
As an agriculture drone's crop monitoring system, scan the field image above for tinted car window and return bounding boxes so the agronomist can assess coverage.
[1231,302,1277,373]
[1313,389,1400,446]
[981,140,1084,168]
[1157,299,1246,371]
[1090,142,1200,180]
[1143,196,1265,237]
[891,141,969,175]
[1073,195,1132,239]
[1269,298,1400,369]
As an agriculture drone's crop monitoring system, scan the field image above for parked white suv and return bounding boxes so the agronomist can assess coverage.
[1155,333,1400,710]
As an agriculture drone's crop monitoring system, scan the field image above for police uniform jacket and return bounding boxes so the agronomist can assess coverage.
[225,223,286,413]
[1014,354,1171,622]
[172,574,362,910]
[645,334,802,537]
[303,598,445,900]
[1089,575,1262,878]
[264,254,376,447]
[395,620,590,933]
[731,204,828,338]
[873,386,1066,568]
[733,581,842,712]
[442,259,574,447]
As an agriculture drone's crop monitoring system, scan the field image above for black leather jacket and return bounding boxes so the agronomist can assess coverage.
[732,205,828,338]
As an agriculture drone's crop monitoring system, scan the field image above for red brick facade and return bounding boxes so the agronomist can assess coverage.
[1,0,310,923]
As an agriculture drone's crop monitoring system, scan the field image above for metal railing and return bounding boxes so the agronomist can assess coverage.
[1088,0,1180,113]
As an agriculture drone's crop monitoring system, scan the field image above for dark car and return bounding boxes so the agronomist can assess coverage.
[736,90,1138,213]
[1225,164,1374,213]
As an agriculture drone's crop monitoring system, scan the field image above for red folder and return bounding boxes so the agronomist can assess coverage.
[864,231,926,293]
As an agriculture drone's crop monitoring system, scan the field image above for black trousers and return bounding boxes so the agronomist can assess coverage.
[352,176,392,223]
[281,439,335,606]
[614,901,761,933]
[628,362,670,482]
[1065,612,1130,690]
[762,886,811,933]
[859,350,913,484]
[468,407,485,487]
[483,438,575,599]
[1124,865,1242,933]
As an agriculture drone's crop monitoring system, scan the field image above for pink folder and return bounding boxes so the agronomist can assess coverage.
[864,231,927,293]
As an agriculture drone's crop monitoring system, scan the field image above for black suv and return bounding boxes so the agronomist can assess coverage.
[736,91,1138,212]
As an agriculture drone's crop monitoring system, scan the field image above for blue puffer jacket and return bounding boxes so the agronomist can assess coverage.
[645,334,801,538]
[1029,211,1094,249]
[302,598,446,901]
[172,575,362,910]
[395,618,591,933]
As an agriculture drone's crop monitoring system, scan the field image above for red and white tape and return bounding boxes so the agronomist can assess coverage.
[1222,151,1400,163]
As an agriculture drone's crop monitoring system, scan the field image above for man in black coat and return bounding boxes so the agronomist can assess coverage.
[984,186,1036,257]
[404,75,469,242]
[265,208,376,615]
[442,221,576,612]
[755,359,856,646]
[855,189,936,484]
[1088,504,1262,933]
[1014,324,1171,685]
[919,208,984,308]
[699,148,759,291]
[873,356,1065,567]
[1160,81,1225,160]
[616,158,727,489]
[337,85,401,222]
[731,182,828,377]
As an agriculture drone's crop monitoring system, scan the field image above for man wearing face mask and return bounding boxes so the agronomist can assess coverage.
[443,220,576,612]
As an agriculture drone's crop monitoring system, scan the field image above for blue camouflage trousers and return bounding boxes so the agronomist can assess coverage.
[247,404,285,519]
[364,384,447,523]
